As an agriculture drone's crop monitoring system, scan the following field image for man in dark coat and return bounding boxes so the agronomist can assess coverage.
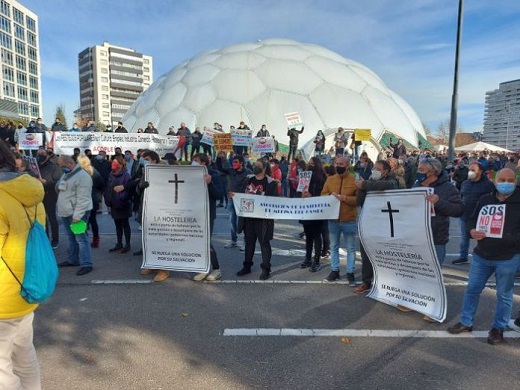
[287,126,304,162]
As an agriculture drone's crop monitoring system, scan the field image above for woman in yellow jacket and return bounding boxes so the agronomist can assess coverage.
[0,139,45,390]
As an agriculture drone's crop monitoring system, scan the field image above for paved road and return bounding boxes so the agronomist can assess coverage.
[35,210,520,389]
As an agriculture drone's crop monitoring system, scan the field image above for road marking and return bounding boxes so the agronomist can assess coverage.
[91,280,153,284]
[223,328,520,338]
[218,280,520,287]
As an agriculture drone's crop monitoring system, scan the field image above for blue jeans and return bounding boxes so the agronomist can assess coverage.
[435,244,446,265]
[328,220,357,273]
[227,198,238,243]
[459,218,469,259]
[460,253,520,330]
[62,212,92,268]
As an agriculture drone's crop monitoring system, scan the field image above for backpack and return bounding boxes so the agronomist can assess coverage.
[1,205,59,303]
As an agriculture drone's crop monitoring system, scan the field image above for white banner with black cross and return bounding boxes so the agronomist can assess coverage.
[358,188,447,322]
[141,165,210,273]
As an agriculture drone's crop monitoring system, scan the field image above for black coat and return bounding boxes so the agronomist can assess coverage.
[427,171,464,245]
[460,175,495,221]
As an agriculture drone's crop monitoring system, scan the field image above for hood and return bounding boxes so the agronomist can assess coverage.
[0,171,44,208]
[431,170,449,187]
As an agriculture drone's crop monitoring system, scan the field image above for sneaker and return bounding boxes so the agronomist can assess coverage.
[224,241,238,249]
[300,260,312,269]
[452,258,469,265]
[236,267,251,277]
[259,269,270,280]
[321,251,330,259]
[324,270,340,282]
[51,240,59,250]
[217,203,224,208]
[140,268,153,276]
[354,282,370,294]
[447,322,473,334]
[239,243,245,252]
[154,270,170,282]
[346,273,356,287]
[487,328,505,345]
[508,318,520,332]
[76,267,93,276]
[58,261,80,267]
[206,269,222,281]
[396,305,412,313]
[310,262,321,273]
[193,272,208,282]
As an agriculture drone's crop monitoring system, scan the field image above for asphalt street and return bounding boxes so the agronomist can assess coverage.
[35,208,520,390]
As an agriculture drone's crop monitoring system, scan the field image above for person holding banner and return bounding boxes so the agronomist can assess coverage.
[300,157,327,273]
[354,160,399,294]
[235,160,279,280]
[192,154,223,282]
[448,168,520,345]
[320,156,358,284]
[287,126,304,162]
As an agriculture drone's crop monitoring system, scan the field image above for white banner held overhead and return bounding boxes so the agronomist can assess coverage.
[141,165,210,273]
[232,194,340,220]
[48,131,179,156]
[18,133,43,150]
[358,188,446,322]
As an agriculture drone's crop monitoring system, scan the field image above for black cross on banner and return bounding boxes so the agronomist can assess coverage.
[381,201,400,238]
[168,173,185,204]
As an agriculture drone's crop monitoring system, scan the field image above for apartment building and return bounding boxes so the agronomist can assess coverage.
[78,41,152,126]
[482,79,520,151]
[0,0,41,120]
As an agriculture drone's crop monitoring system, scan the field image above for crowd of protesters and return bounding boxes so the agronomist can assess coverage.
[2,118,520,347]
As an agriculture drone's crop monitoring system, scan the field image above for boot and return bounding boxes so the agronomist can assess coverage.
[90,235,100,248]
[121,244,131,254]
[310,260,321,273]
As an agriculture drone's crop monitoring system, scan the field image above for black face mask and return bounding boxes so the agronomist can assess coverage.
[37,155,47,164]
[336,166,346,174]
[253,166,263,175]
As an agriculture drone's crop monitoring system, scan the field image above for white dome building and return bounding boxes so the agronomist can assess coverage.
[122,39,426,159]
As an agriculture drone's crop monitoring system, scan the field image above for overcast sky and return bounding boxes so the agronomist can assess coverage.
[22,0,520,133]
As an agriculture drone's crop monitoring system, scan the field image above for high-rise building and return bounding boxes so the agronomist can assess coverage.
[0,0,41,121]
[78,42,153,127]
[482,79,520,151]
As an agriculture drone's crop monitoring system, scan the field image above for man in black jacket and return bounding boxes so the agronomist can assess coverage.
[448,168,520,345]
[287,126,304,162]
[452,162,495,265]
[415,158,464,265]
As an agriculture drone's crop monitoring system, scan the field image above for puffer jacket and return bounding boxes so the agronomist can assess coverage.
[321,171,357,222]
[460,175,495,221]
[56,164,93,220]
[0,171,45,319]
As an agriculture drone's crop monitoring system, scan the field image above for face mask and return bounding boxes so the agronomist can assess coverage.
[111,161,120,171]
[359,162,365,168]
[371,170,382,180]
[124,155,131,161]
[416,172,428,183]
[139,157,146,166]
[62,167,71,174]
[467,171,477,180]
[191,161,200,166]
[232,162,241,170]
[496,182,515,195]
[253,166,263,175]
[37,155,47,164]
[96,155,103,161]
[398,159,404,165]
[335,166,346,174]
[142,160,150,167]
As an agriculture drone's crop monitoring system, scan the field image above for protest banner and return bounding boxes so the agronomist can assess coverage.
[141,165,210,273]
[296,171,312,192]
[284,112,303,128]
[232,194,339,220]
[48,131,179,156]
[200,128,216,146]
[21,155,41,178]
[358,188,446,322]
[231,129,253,146]
[213,132,233,152]
[476,204,505,238]
[251,137,274,153]
[354,129,372,141]
[18,133,43,150]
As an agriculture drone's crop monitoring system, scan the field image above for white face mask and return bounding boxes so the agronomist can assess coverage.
[371,170,382,180]
[191,161,200,166]
[467,171,477,180]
